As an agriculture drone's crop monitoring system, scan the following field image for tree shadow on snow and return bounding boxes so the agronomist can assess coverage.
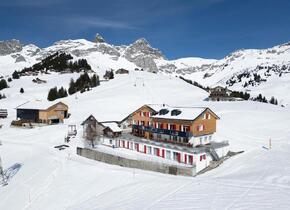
[1,163,22,186]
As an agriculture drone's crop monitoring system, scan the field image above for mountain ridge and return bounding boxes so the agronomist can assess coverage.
[1,34,290,105]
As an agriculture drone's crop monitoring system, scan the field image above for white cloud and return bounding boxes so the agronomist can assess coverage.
[67,17,136,29]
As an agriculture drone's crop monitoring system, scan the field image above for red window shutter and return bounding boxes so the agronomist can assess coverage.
[200,156,202,161]
[144,145,147,154]
[177,153,181,162]
[203,154,206,160]
[189,155,193,164]
[156,148,160,156]
[184,154,187,164]
[162,149,165,158]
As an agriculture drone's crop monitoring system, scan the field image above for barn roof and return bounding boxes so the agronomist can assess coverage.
[16,100,67,110]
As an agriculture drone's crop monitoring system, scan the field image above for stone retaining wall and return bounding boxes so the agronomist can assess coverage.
[77,147,196,176]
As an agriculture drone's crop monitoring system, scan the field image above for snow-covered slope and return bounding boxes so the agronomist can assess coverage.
[1,34,290,105]
[182,42,290,105]
[0,70,290,210]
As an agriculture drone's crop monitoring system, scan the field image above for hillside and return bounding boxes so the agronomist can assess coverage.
[0,69,290,209]
[1,35,290,106]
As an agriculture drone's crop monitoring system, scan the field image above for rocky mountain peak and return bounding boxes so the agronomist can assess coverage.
[127,38,165,59]
[94,33,106,43]
[133,38,149,45]
[0,39,23,56]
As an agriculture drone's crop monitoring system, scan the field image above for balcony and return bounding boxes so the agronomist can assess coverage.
[132,125,192,138]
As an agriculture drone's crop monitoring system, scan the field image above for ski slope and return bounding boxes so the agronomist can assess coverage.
[0,71,290,210]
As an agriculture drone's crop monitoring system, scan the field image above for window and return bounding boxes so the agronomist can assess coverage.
[134,143,139,151]
[203,113,211,120]
[153,148,159,156]
[147,146,152,154]
[166,150,171,159]
[109,140,112,144]
[197,124,204,131]
[156,122,160,129]
[173,136,178,141]
[183,126,190,132]
[209,135,212,141]
[173,152,179,161]
[157,134,161,139]
[170,124,176,130]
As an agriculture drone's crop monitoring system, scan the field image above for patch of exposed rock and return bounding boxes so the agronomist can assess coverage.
[124,38,165,72]
[0,39,22,56]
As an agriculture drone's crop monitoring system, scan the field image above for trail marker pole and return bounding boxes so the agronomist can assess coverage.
[269,138,272,149]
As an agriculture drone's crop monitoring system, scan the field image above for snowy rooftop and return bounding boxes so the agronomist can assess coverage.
[148,105,208,121]
[16,100,64,110]
[101,122,122,132]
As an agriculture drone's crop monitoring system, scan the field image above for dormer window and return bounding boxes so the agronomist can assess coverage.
[171,109,181,116]
[159,109,169,115]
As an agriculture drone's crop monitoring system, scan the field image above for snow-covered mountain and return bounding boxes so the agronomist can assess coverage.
[1,34,290,105]
[182,42,290,105]
[0,33,214,77]
[1,35,290,210]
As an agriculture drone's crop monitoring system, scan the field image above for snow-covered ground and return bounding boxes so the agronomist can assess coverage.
[1,71,290,210]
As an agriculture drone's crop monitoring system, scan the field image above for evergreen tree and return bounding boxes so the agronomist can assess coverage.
[12,70,20,79]
[0,79,8,91]
[0,93,6,99]
[58,87,68,98]
[20,87,24,94]
[269,96,275,104]
[262,97,268,103]
[68,79,76,95]
[90,74,100,87]
[47,87,58,101]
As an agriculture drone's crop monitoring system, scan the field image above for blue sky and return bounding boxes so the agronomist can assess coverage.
[0,0,290,59]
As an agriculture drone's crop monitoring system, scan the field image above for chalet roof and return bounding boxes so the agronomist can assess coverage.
[16,100,67,110]
[150,106,219,121]
[132,104,169,114]
[102,122,122,132]
[81,114,98,125]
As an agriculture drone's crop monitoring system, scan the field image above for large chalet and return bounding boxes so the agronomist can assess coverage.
[132,104,219,147]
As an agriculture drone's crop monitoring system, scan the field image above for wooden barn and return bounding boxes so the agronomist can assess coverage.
[16,101,69,124]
